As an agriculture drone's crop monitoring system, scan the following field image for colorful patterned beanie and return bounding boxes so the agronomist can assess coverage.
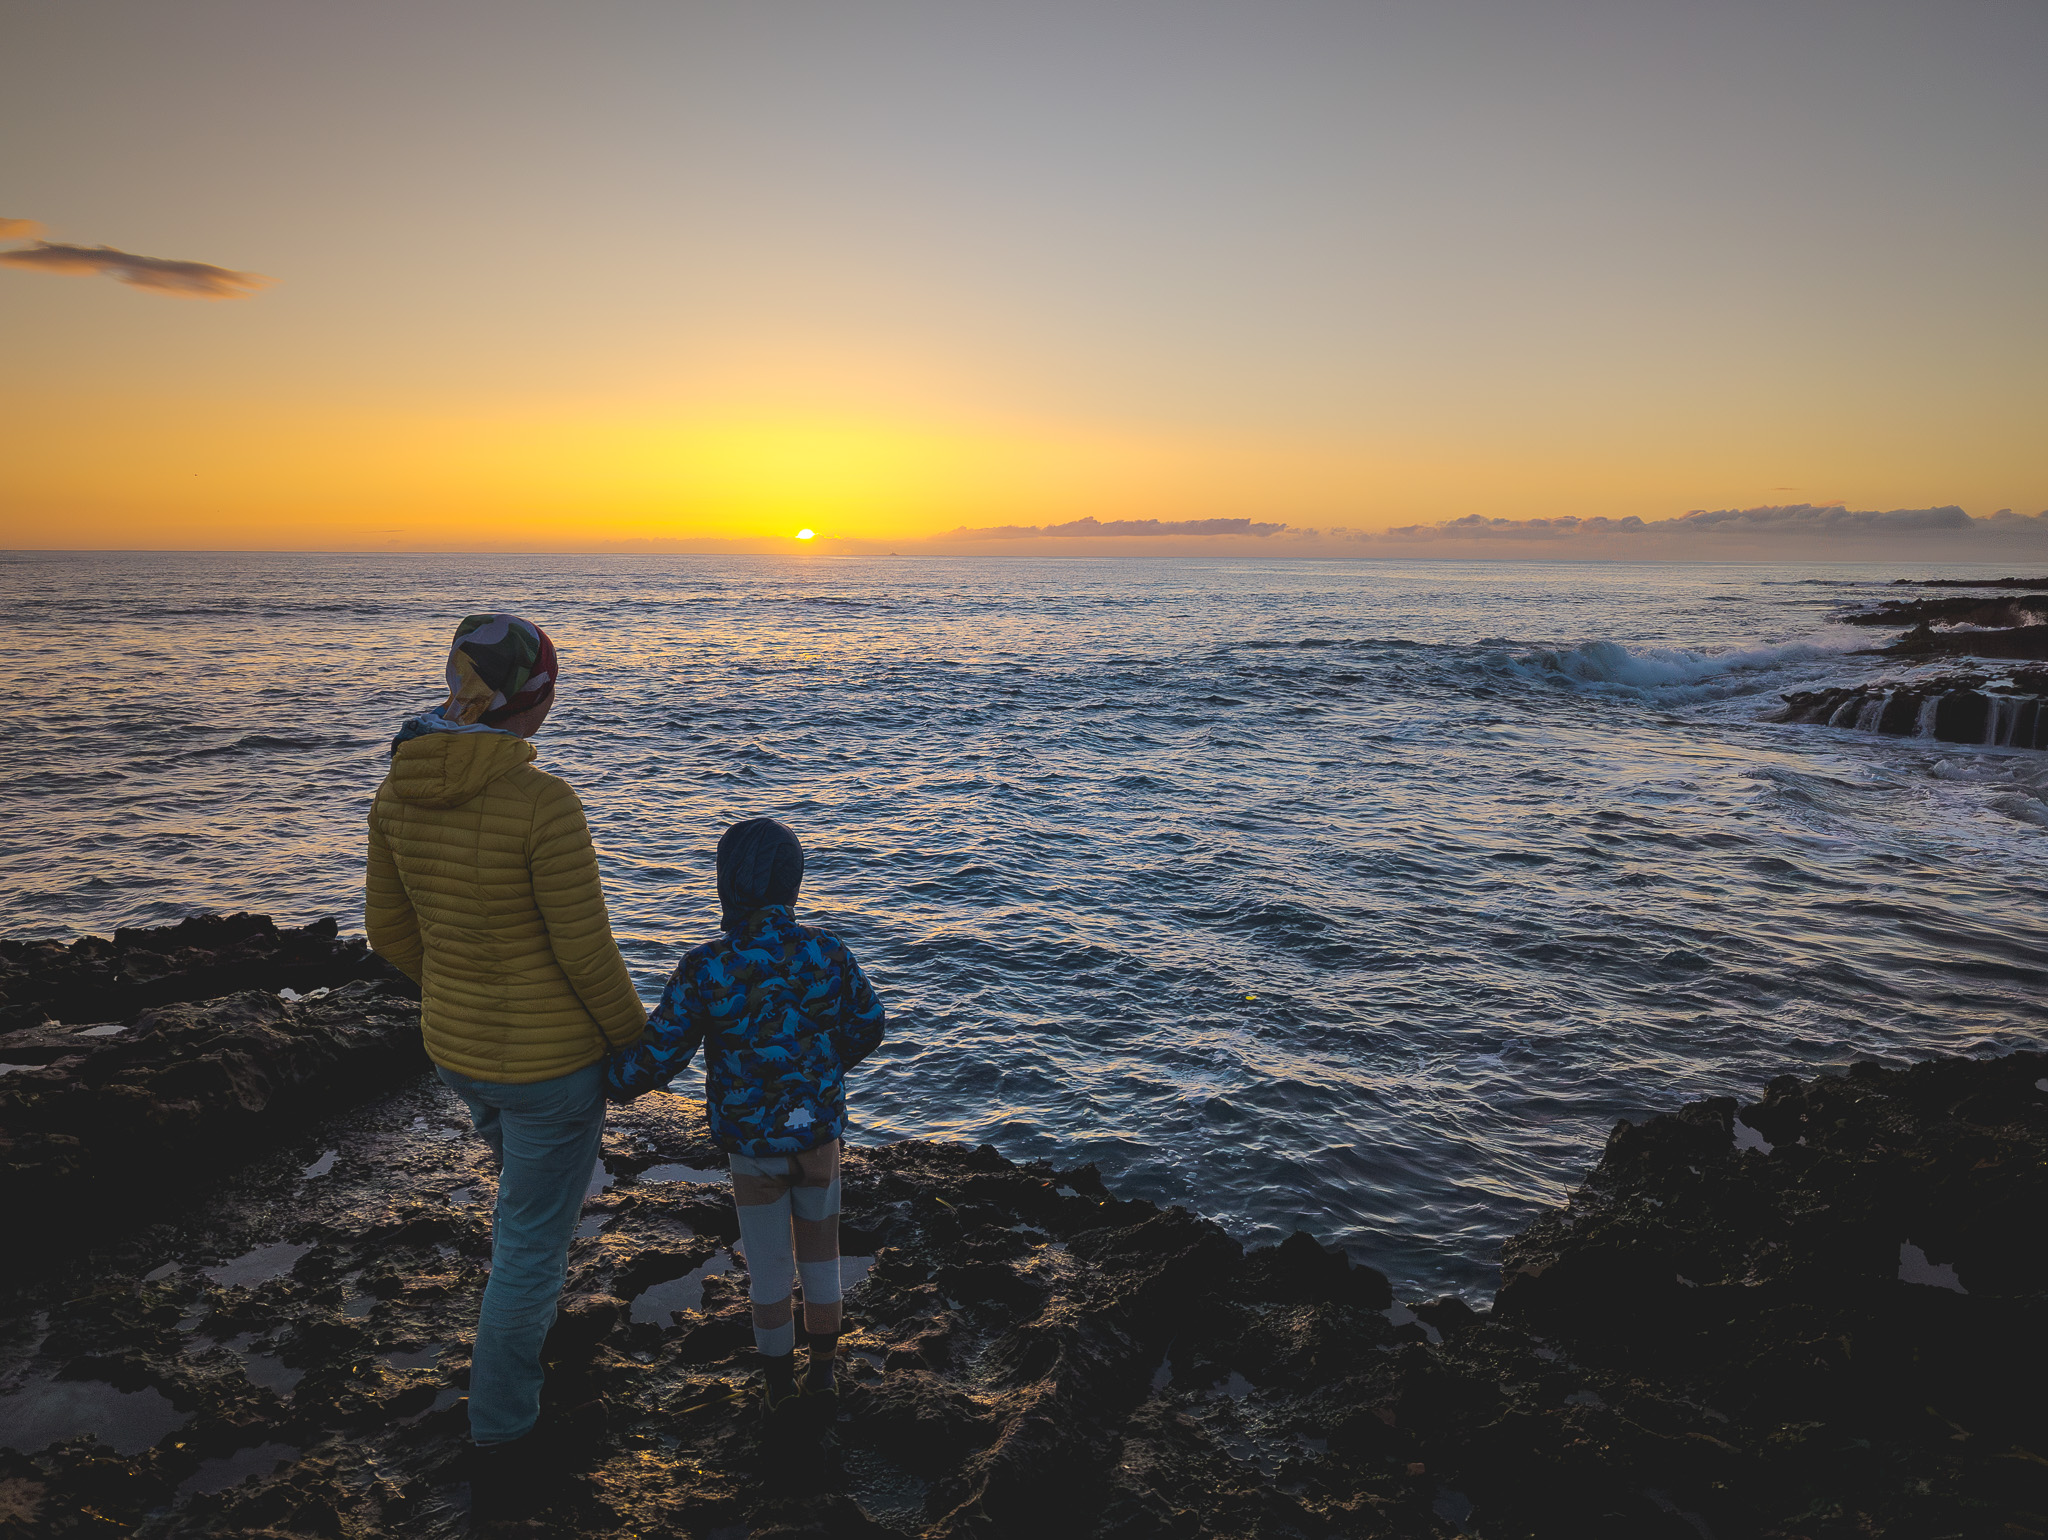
[444,613,558,726]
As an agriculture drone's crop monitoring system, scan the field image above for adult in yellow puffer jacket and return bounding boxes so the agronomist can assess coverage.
[366,613,645,1494]
[366,712,645,1080]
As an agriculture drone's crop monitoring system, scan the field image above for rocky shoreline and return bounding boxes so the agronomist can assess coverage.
[1774,665,2048,750]
[1888,576,2048,591]
[1772,575,2048,747]
[2,919,2044,1539]
[0,918,421,1248]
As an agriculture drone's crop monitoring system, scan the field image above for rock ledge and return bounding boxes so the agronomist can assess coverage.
[0,920,2041,1539]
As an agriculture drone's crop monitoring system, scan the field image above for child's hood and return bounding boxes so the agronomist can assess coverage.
[717,817,804,930]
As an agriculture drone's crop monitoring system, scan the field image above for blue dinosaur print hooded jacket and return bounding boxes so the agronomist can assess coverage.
[605,818,887,1155]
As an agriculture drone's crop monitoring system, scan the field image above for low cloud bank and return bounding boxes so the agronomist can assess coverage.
[907,501,2048,559]
[951,515,1287,539]
[940,504,2047,550]
[0,217,44,240]
[1382,503,2048,544]
[0,238,272,299]
[1384,513,1651,541]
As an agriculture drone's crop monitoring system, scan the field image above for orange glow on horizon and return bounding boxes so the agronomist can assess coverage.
[0,385,2040,555]
[0,390,1413,548]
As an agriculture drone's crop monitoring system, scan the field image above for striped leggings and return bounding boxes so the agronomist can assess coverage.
[729,1140,842,1355]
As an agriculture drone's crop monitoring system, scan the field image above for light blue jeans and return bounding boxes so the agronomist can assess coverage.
[437,1060,606,1445]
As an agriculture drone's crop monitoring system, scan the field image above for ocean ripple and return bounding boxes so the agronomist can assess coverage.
[1,551,2043,1298]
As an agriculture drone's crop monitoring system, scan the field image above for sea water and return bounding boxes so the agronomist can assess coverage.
[3,552,2043,1296]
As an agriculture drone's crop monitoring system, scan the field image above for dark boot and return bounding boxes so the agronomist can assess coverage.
[467,1431,548,1530]
[760,1351,801,1422]
[802,1329,841,1403]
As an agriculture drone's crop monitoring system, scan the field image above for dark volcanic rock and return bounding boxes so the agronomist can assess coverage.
[1774,665,2048,748]
[1884,619,2048,661]
[0,984,427,1247]
[1840,594,2048,631]
[1494,1051,2048,1537]
[0,930,2043,1539]
[1891,574,2048,590]
[1827,585,2048,664]
[1777,575,2048,744]
[1234,1228,1393,1310]
[1500,1056,2048,1320]
[0,912,411,1034]
[0,917,427,1249]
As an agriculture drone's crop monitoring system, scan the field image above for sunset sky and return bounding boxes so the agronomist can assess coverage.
[2,0,2044,557]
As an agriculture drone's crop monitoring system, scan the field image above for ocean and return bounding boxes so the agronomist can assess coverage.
[4,551,2043,1297]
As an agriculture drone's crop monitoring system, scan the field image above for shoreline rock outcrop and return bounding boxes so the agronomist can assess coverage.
[0,917,422,1248]
[1889,575,2048,591]
[1837,588,2048,666]
[0,918,2042,1538]
[1840,594,2048,633]
[1881,622,2048,662]
[0,913,411,1036]
[1773,664,2048,748]
[1774,573,2048,743]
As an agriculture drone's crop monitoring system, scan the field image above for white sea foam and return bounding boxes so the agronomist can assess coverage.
[1505,632,1863,702]
[1927,753,2048,827]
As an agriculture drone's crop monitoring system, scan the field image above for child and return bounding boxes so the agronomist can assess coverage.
[607,817,887,1416]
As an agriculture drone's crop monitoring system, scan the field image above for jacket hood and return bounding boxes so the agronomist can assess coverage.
[717,817,804,931]
[384,731,537,809]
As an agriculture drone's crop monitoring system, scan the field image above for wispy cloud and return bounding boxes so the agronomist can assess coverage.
[0,217,44,240]
[0,236,272,299]
[950,515,1288,539]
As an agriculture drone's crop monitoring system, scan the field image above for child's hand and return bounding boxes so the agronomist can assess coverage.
[603,1047,649,1104]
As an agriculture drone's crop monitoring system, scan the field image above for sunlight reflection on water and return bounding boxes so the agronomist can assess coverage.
[3,552,2044,1295]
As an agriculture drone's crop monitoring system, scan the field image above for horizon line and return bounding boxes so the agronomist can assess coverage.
[4,548,2042,569]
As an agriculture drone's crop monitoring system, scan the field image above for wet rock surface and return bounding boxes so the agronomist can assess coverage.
[1881,621,2048,662]
[1840,594,2048,632]
[1773,665,2048,749]
[0,914,410,1036]
[1808,571,2048,676]
[0,916,424,1247]
[1495,1051,2048,1537]
[0,924,2043,1538]
[1773,575,2048,745]
[1834,588,2048,665]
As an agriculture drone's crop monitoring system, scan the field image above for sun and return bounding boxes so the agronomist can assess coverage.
[795,528,816,541]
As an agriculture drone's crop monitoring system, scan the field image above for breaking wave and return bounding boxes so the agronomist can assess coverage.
[1496,633,1863,701]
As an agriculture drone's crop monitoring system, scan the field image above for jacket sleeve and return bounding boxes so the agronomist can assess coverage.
[830,944,888,1072]
[606,966,706,1101]
[364,804,424,983]
[528,778,646,1050]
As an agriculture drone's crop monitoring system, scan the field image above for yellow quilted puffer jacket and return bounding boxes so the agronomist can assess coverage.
[365,732,646,1083]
